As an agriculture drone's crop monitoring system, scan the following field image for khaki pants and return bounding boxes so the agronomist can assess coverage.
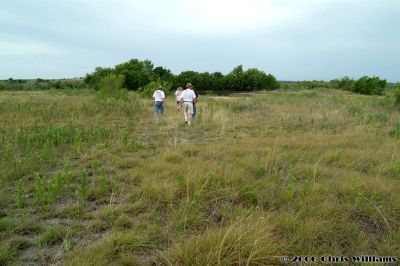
[183,102,193,122]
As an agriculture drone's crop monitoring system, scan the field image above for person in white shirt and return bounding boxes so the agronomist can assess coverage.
[152,86,165,119]
[180,83,196,125]
[175,87,183,111]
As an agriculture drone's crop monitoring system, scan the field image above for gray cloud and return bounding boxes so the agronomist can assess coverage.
[0,0,399,81]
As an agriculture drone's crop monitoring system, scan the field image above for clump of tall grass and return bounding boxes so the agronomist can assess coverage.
[66,232,151,265]
[39,225,68,246]
[156,215,284,265]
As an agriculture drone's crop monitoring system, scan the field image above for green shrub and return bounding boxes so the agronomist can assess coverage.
[353,76,386,95]
[98,73,129,101]
[336,76,386,95]
[139,79,172,98]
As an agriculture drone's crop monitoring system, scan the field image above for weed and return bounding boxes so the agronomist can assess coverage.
[76,171,89,203]
[34,173,46,205]
[16,179,25,208]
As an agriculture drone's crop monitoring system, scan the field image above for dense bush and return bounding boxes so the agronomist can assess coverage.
[332,76,386,95]
[84,67,113,90]
[353,76,386,95]
[114,59,154,91]
[223,65,279,91]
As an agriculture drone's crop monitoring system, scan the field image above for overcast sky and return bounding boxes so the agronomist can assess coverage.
[1,0,399,81]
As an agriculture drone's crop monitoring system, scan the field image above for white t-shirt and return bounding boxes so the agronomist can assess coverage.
[180,89,196,102]
[153,90,165,102]
[175,90,182,101]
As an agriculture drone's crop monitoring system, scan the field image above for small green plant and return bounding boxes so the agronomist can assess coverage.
[48,170,64,200]
[87,165,116,201]
[114,215,133,230]
[176,175,186,187]
[249,165,267,178]
[63,162,74,190]
[76,171,89,203]
[34,173,46,205]
[33,171,68,205]
[16,179,25,208]
[63,238,72,251]
[239,185,258,205]
[301,180,313,196]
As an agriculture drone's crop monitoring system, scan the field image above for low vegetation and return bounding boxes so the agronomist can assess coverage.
[0,88,399,265]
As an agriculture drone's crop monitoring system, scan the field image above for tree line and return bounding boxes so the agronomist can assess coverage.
[83,59,280,92]
[0,58,395,96]
[281,76,389,95]
[0,78,85,91]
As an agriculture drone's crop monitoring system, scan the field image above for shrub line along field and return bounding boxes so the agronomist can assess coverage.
[0,89,399,265]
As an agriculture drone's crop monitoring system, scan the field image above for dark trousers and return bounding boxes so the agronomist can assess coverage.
[154,101,164,118]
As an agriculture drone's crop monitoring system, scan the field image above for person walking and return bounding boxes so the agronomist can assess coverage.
[192,87,198,119]
[153,86,165,120]
[180,83,196,125]
[175,87,183,111]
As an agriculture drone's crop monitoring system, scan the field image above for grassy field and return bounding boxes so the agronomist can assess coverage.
[0,89,399,265]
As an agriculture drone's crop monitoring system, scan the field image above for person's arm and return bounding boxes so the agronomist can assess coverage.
[193,91,197,104]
